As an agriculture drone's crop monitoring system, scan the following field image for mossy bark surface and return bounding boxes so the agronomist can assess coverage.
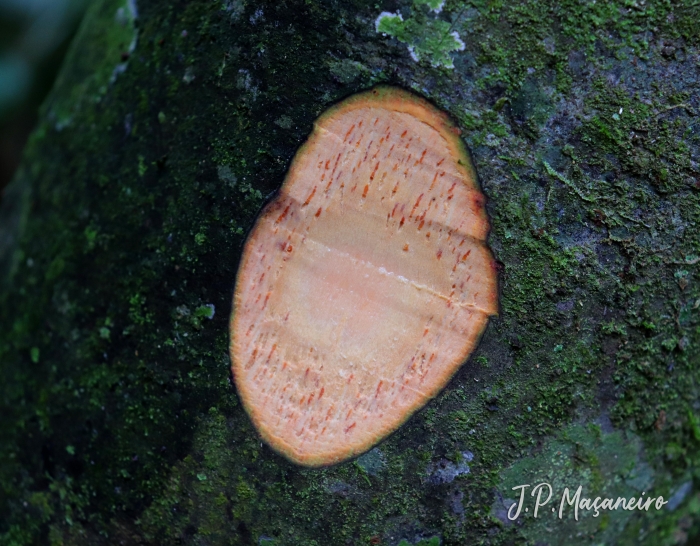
[1,0,700,544]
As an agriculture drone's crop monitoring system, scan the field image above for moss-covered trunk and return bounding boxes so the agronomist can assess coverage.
[1,0,700,544]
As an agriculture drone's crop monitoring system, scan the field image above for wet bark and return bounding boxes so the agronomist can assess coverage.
[1,0,699,544]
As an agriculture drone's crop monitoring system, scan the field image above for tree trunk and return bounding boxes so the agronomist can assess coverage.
[1,0,699,544]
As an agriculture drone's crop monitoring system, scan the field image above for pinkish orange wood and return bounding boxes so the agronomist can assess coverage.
[230,86,498,467]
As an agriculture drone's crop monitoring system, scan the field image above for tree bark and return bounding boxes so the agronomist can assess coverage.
[1,0,699,544]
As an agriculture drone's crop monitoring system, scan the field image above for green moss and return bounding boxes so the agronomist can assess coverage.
[1,0,700,544]
[328,59,370,84]
[49,0,137,129]
[495,423,654,544]
[398,536,441,546]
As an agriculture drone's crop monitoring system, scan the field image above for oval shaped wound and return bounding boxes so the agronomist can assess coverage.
[230,86,498,467]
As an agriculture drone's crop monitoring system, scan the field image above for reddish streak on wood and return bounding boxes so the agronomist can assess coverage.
[266,344,277,363]
[430,172,439,191]
[409,193,424,218]
[363,141,373,162]
[276,204,291,224]
[343,124,356,142]
[302,186,317,207]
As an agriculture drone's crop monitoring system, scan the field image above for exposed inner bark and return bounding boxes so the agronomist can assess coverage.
[230,87,498,466]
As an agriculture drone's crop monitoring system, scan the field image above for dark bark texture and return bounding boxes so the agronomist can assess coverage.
[1,0,700,544]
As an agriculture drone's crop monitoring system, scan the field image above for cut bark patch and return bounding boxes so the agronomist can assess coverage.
[230,86,498,467]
